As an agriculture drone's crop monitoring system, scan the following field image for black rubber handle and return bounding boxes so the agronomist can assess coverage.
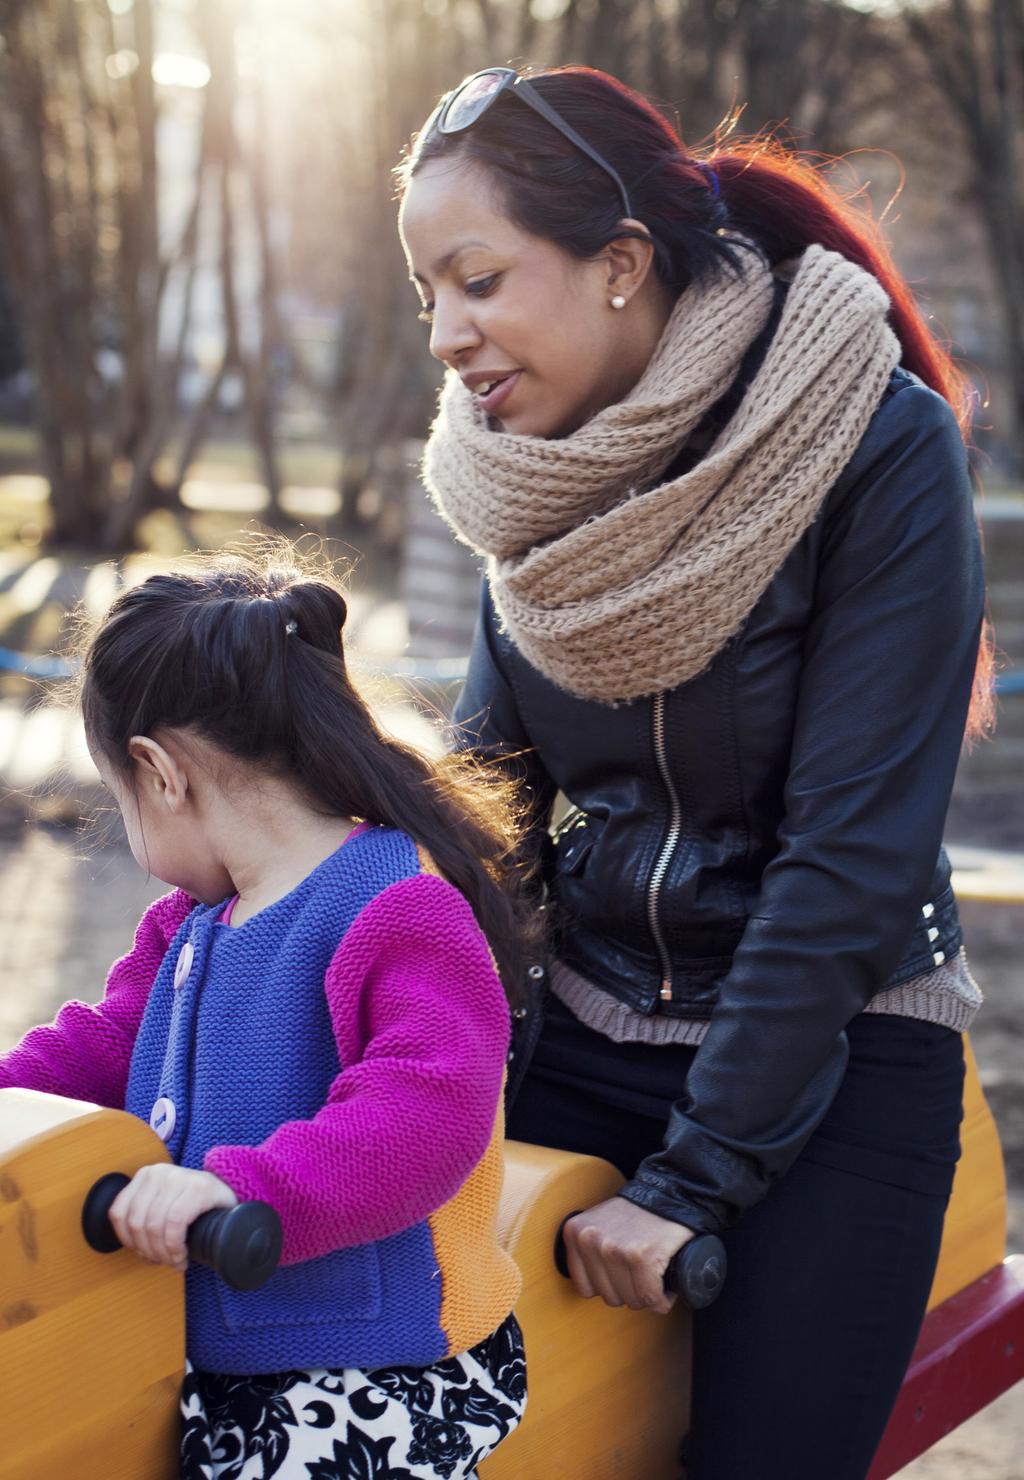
[554,1210,726,1310]
[81,1171,283,1292]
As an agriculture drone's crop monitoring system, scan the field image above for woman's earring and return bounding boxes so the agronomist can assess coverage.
[610,295,627,309]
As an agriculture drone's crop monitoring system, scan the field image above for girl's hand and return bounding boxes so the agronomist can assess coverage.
[562,1196,695,1316]
[108,1164,238,1272]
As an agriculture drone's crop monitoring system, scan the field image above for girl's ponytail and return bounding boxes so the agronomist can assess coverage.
[280,606,539,1001]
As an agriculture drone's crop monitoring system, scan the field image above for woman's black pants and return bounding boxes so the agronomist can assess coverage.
[507,996,965,1480]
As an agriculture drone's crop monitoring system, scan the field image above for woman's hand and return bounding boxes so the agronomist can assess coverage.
[562,1196,695,1315]
[108,1164,238,1272]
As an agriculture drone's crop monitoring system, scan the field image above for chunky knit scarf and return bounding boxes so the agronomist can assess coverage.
[423,240,901,703]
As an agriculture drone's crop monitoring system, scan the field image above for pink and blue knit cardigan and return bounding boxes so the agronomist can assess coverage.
[0,824,521,1373]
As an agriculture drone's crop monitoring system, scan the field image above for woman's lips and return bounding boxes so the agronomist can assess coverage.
[477,371,521,414]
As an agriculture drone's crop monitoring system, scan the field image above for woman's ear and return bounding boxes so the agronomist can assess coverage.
[127,735,189,814]
[602,221,657,306]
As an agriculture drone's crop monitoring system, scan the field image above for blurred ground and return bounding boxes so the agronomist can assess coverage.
[0,484,1020,1473]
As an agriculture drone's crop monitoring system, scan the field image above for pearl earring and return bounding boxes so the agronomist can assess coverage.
[610,294,627,309]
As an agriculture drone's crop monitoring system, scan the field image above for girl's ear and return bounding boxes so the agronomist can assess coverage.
[127,735,189,814]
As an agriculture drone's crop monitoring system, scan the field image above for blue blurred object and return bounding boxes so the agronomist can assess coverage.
[0,644,1019,694]
[0,646,78,679]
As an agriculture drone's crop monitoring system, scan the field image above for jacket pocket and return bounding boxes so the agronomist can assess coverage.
[552,809,599,878]
[215,1242,382,1333]
[557,834,594,878]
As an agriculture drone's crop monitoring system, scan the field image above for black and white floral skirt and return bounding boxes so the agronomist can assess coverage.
[179,1312,526,1480]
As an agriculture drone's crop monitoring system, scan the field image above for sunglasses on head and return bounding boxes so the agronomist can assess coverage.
[426,67,634,221]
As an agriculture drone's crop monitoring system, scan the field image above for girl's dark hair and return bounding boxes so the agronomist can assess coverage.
[79,545,539,1006]
[399,64,995,743]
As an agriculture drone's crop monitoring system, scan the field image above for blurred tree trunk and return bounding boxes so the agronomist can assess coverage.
[331,0,450,549]
[102,0,287,545]
[0,0,289,550]
[245,69,285,521]
[907,0,1024,474]
[191,0,284,523]
[0,0,203,546]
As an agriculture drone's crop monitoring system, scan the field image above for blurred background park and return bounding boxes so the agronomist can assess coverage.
[0,0,1022,1469]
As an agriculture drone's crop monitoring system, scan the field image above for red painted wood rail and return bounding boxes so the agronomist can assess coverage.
[868,1255,1024,1478]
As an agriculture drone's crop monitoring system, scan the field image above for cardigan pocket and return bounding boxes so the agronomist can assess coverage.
[215,1242,383,1333]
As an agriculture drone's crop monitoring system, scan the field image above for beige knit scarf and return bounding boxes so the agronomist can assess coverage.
[423,240,901,703]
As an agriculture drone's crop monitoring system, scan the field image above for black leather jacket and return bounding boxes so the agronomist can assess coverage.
[452,365,985,1237]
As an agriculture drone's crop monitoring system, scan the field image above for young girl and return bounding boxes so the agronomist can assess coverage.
[0,547,530,1479]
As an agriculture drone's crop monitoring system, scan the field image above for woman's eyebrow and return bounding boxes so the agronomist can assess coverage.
[412,238,492,283]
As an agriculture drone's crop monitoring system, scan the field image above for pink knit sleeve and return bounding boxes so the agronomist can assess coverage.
[204,873,511,1265]
[0,889,194,1108]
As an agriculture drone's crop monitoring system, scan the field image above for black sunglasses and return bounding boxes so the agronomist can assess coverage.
[426,67,634,221]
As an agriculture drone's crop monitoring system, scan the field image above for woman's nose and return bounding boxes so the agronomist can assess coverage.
[429,300,482,366]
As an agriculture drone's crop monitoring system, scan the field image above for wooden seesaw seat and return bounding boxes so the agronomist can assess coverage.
[0,1038,1018,1480]
[0,1089,181,1479]
[480,1038,1023,1480]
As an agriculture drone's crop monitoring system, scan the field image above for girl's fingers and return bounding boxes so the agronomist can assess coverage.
[110,1170,162,1265]
[106,1165,236,1271]
[147,1183,191,1268]
[159,1188,194,1269]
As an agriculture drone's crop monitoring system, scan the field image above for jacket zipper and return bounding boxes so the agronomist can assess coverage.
[648,691,682,1002]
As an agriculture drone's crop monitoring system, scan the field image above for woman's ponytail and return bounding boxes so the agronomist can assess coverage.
[707,143,974,434]
[704,141,995,742]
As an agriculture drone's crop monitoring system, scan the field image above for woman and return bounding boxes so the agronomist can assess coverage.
[397,65,991,1480]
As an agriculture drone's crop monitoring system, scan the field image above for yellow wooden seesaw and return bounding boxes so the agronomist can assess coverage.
[0,1038,1020,1480]
[949,844,1024,905]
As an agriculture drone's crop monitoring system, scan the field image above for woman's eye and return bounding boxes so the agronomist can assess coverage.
[415,274,498,325]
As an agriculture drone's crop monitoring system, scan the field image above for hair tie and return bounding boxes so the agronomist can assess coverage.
[698,160,721,199]
[284,620,298,636]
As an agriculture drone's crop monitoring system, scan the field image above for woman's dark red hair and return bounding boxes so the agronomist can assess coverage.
[401,65,995,742]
